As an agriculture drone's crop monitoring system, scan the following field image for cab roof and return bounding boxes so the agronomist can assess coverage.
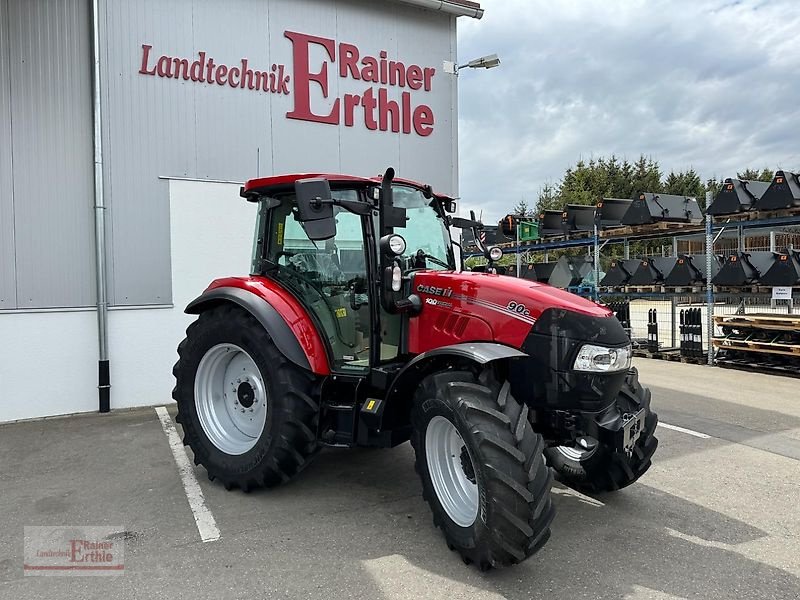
[241,173,454,202]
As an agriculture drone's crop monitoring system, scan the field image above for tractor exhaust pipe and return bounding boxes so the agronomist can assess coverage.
[91,0,110,413]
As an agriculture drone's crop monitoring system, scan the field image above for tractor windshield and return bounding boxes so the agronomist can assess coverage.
[392,185,454,271]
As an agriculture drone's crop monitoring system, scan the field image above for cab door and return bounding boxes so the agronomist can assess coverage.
[266,193,373,374]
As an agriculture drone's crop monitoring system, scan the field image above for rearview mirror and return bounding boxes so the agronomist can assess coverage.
[295,178,336,240]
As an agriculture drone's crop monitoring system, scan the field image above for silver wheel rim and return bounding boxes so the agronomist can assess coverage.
[194,343,267,455]
[556,442,597,462]
[425,416,479,528]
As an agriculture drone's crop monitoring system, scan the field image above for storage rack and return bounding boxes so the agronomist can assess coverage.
[465,206,800,371]
[713,314,800,378]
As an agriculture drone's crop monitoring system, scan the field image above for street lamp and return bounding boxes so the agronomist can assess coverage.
[443,53,501,75]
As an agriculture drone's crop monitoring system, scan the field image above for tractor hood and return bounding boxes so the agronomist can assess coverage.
[408,270,629,410]
[408,270,615,353]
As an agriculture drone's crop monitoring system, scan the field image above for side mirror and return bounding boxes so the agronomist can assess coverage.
[295,178,336,240]
[450,216,482,229]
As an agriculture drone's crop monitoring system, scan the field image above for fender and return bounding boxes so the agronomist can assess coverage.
[385,342,526,405]
[185,280,331,375]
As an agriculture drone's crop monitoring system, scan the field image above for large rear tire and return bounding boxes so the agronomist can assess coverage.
[173,304,320,491]
[544,368,658,493]
[411,368,555,570]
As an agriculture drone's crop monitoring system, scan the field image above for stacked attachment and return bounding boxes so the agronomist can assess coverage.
[714,314,800,377]
[499,214,539,241]
[622,193,703,225]
[562,204,597,232]
[595,198,633,228]
[532,262,557,283]
[712,251,776,286]
[760,250,800,286]
[680,308,703,358]
[547,256,592,288]
[521,263,538,281]
[647,309,659,352]
[607,301,631,333]
[664,254,724,286]
[628,257,678,285]
[599,259,640,287]
[538,210,566,236]
[707,178,770,215]
[758,171,800,210]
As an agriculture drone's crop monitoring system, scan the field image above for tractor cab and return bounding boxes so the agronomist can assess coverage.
[241,170,460,375]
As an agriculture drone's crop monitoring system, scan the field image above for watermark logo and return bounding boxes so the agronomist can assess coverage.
[24,526,125,576]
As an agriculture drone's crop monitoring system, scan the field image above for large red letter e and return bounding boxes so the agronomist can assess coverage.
[285,31,339,125]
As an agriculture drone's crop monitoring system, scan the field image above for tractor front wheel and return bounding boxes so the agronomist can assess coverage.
[411,368,555,570]
[173,304,320,491]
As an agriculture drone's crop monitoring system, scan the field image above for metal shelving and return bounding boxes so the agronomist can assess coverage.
[463,207,800,371]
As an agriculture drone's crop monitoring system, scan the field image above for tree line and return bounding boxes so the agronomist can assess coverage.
[509,155,774,217]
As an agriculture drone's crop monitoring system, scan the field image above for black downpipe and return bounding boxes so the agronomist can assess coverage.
[99,359,110,413]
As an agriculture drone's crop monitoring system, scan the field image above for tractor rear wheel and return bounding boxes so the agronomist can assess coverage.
[173,304,320,491]
[544,368,658,493]
[411,368,555,570]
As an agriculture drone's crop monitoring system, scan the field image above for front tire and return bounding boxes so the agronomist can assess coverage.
[173,304,320,491]
[545,368,658,493]
[411,368,555,570]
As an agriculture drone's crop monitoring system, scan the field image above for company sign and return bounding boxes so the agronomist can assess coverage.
[138,30,438,137]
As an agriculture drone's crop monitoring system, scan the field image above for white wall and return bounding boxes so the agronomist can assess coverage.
[0,180,255,422]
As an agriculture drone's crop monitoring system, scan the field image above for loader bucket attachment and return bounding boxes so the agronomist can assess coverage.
[707,178,769,216]
[712,251,775,286]
[521,263,538,281]
[665,254,723,286]
[595,198,632,228]
[538,210,566,237]
[628,257,677,285]
[548,256,588,288]
[563,204,597,232]
[600,259,639,287]
[533,262,557,283]
[760,251,800,286]
[757,171,800,210]
[622,193,703,225]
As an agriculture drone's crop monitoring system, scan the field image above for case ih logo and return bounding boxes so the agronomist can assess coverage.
[138,30,437,137]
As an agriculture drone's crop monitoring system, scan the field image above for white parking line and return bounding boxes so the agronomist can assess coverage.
[155,406,221,543]
[659,422,711,439]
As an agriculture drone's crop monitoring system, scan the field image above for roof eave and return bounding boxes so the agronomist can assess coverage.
[392,0,484,19]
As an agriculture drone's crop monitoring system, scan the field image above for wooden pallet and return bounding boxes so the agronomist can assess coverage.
[716,358,800,379]
[633,348,680,360]
[713,338,800,357]
[600,221,702,239]
[713,205,800,223]
[664,352,706,364]
[662,286,704,294]
[622,285,664,294]
[714,285,800,295]
[715,313,800,332]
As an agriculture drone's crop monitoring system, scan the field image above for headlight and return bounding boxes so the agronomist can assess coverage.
[489,246,503,261]
[380,234,406,256]
[573,344,632,373]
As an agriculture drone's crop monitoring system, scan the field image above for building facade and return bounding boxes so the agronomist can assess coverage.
[0,0,481,421]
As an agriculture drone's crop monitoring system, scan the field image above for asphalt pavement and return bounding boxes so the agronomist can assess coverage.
[1,359,799,599]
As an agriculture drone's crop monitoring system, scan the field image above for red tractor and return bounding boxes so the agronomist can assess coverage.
[173,169,658,569]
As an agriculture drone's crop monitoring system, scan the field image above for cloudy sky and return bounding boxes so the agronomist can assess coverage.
[456,0,800,223]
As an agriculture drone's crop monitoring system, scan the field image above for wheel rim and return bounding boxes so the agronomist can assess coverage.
[425,415,479,528]
[194,343,267,455]
[555,441,598,462]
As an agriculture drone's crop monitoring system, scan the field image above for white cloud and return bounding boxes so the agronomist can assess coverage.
[456,0,800,222]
